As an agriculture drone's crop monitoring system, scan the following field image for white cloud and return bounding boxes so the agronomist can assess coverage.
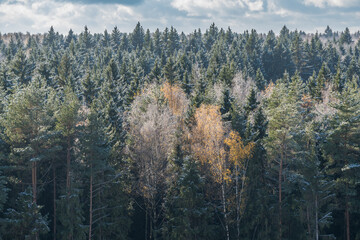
[171,0,263,17]
[0,0,359,35]
[0,0,137,33]
[244,0,263,11]
[303,0,358,8]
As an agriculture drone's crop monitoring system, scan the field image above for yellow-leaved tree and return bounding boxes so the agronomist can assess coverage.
[191,104,231,240]
[161,82,188,117]
[225,131,254,239]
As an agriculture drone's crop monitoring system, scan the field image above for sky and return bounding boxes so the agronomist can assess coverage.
[0,0,360,34]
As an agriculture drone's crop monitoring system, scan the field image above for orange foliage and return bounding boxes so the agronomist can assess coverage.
[301,94,313,110]
[224,131,254,168]
[263,81,274,98]
[191,104,229,182]
[161,82,188,116]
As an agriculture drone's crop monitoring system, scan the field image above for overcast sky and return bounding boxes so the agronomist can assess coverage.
[1,0,360,34]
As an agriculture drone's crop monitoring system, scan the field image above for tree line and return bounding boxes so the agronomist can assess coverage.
[0,23,359,240]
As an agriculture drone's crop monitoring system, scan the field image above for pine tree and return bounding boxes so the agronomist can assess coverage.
[77,106,109,240]
[55,87,80,197]
[324,79,360,240]
[265,78,304,240]
[3,81,54,206]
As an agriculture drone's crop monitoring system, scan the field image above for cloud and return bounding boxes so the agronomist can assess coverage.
[303,0,359,8]
[171,0,263,17]
[0,0,359,35]
[62,0,144,5]
[244,0,263,11]
[0,0,139,33]
[0,0,144,4]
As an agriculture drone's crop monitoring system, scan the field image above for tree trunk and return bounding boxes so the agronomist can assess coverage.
[221,182,230,240]
[236,165,240,240]
[152,197,157,240]
[237,159,249,240]
[145,209,148,240]
[150,214,153,240]
[53,168,57,240]
[89,164,93,240]
[315,193,319,240]
[279,150,283,240]
[344,133,350,240]
[345,189,350,240]
[32,161,38,240]
[32,161,37,203]
[66,137,71,196]
[306,205,311,239]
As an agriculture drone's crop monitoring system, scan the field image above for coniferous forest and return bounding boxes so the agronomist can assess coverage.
[0,23,359,240]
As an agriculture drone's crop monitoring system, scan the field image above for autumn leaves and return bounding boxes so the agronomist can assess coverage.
[129,81,254,240]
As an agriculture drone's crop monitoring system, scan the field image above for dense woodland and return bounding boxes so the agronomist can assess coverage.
[0,23,359,240]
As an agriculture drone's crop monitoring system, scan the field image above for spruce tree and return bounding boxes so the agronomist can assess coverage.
[11,50,33,86]
[255,68,266,91]
[131,22,145,50]
[163,157,215,240]
[111,26,121,50]
[57,53,73,89]
[324,79,360,240]
[340,27,352,45]
[3,188,49,239]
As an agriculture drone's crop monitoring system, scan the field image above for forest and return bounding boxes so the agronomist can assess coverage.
[0,23,359,240]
